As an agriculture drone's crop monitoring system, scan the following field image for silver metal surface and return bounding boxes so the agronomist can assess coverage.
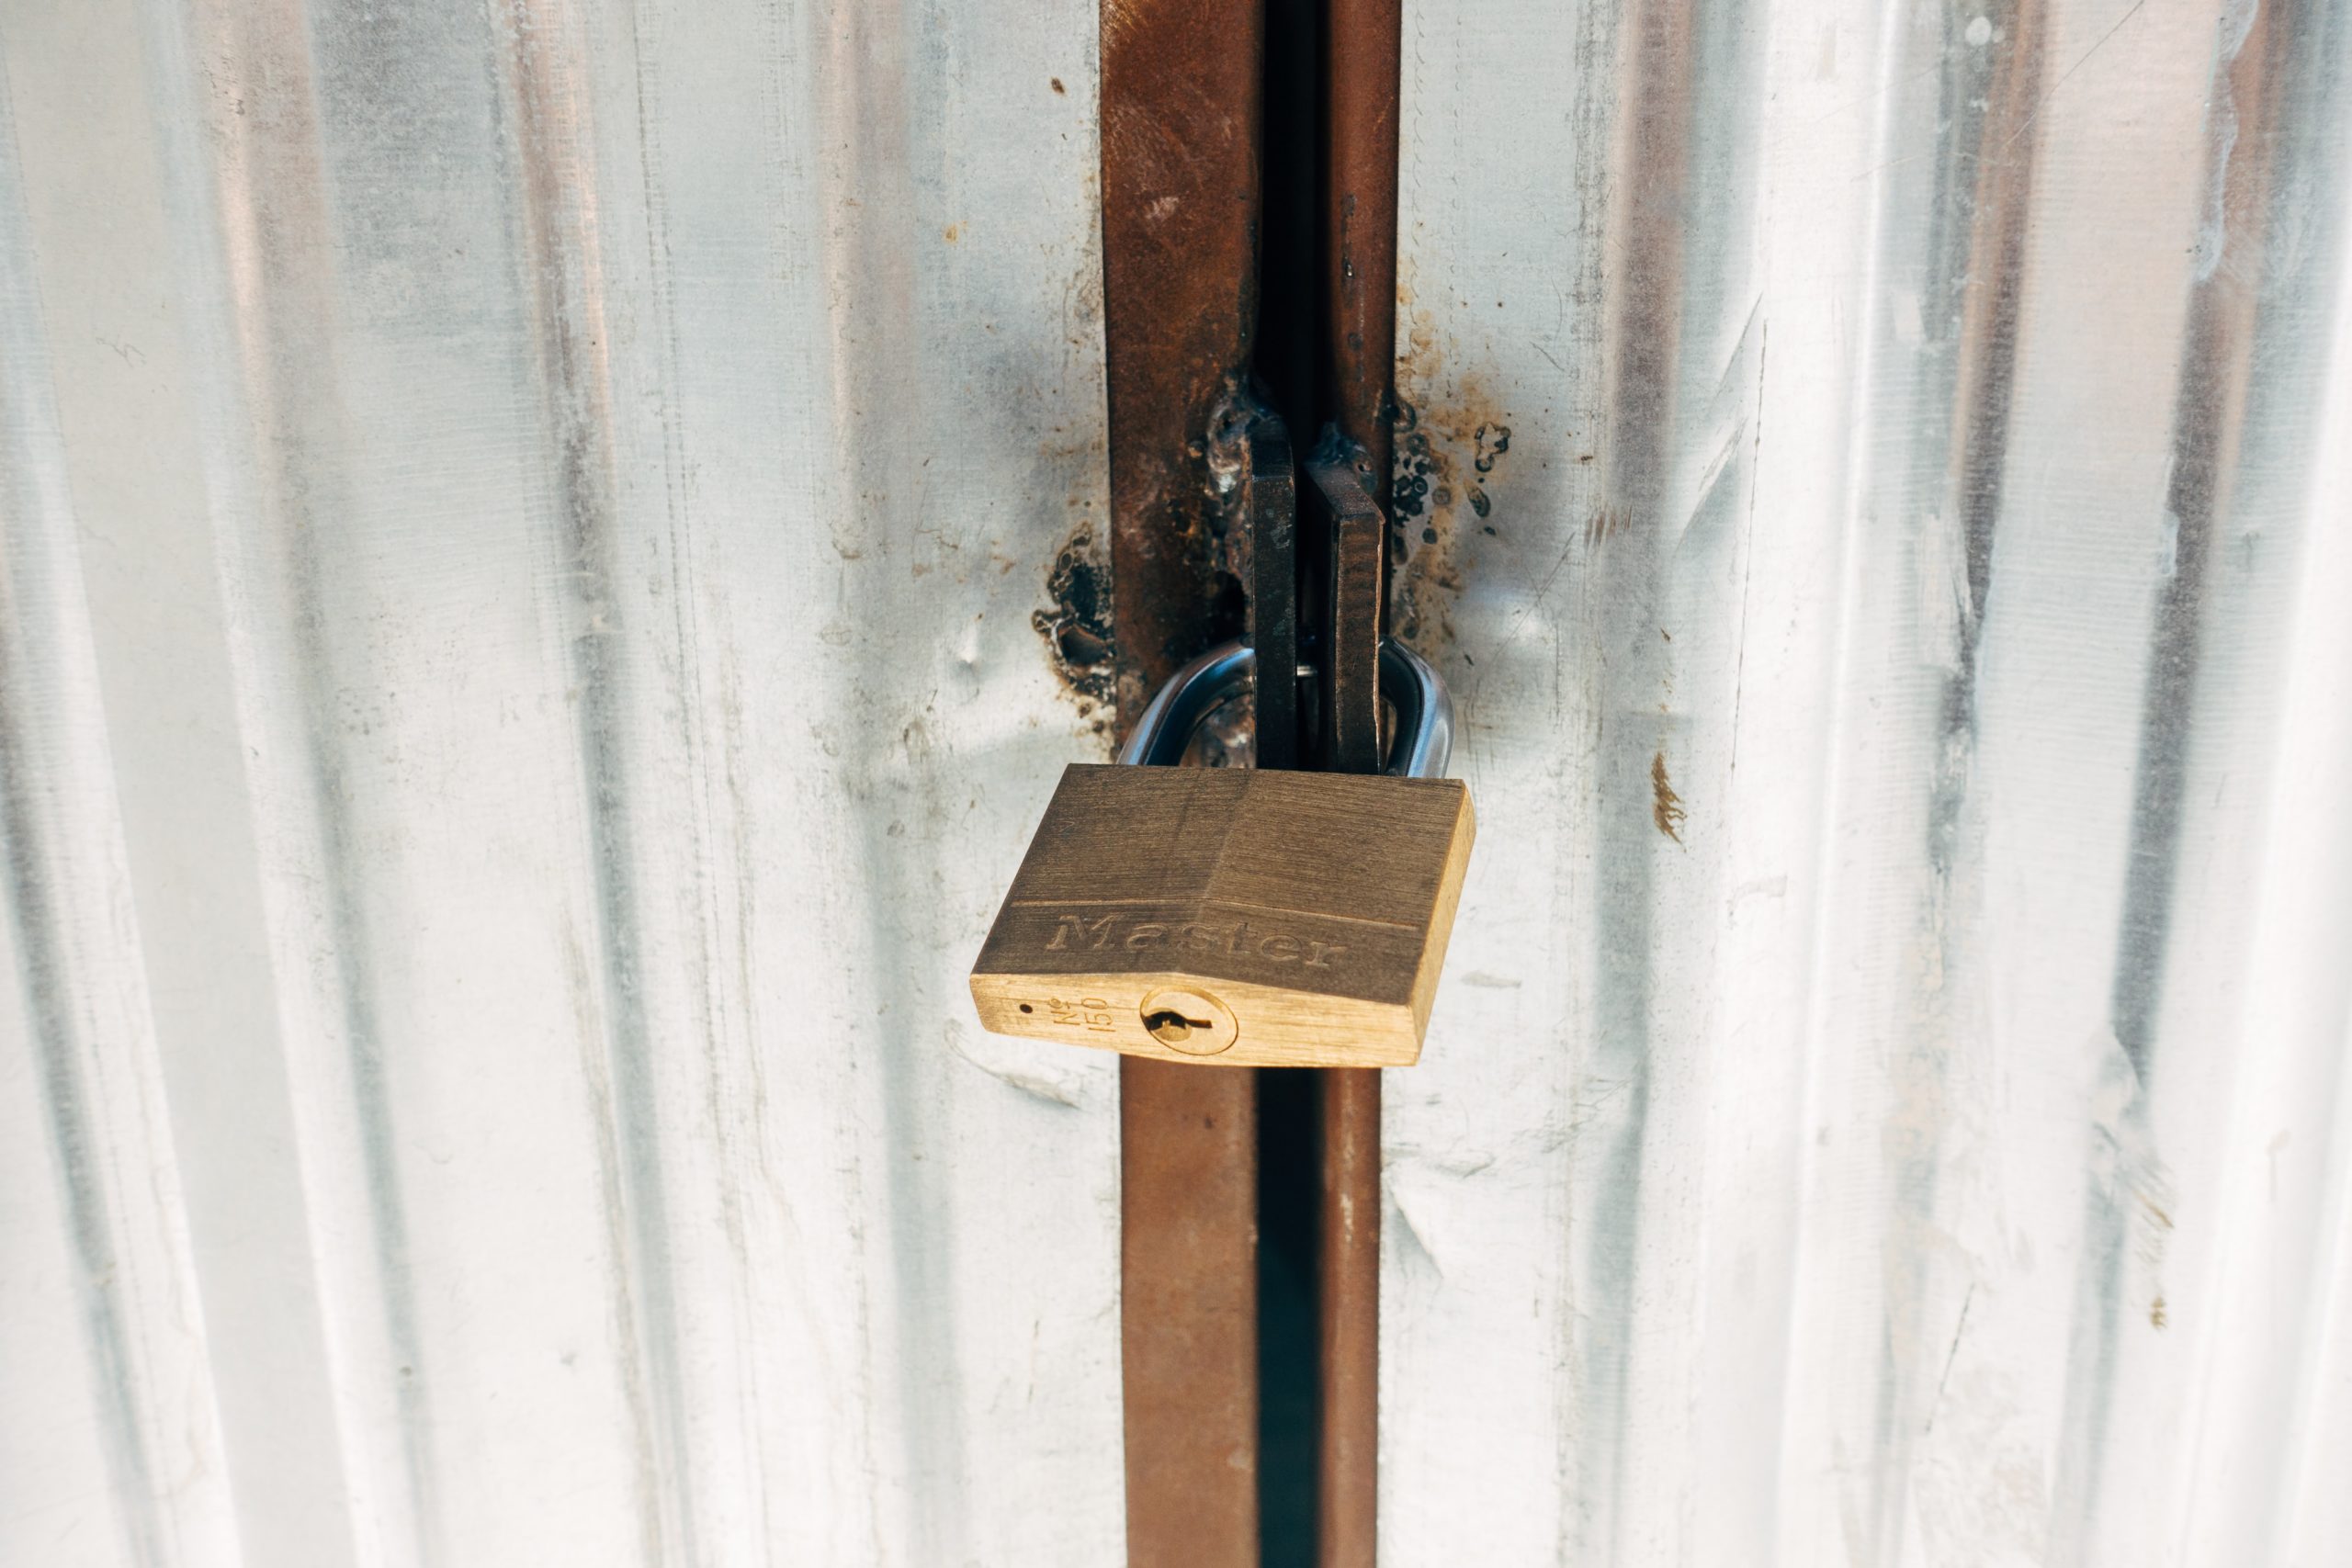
[1388,0,2352,1562]
[6,0,2351,1561]
[0,1,1119,1564]
[1117,637,1453,778]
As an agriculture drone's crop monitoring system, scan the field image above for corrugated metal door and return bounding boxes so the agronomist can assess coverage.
[1385,0,2352,1561]
[6,0,2352,1563]
[0,1,1123,1562]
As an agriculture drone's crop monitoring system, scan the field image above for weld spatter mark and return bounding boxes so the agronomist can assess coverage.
[1388,385,1512,657]
[1033,525,1116,722]
[1465,422,1509,519]
[1391,396,1436,525]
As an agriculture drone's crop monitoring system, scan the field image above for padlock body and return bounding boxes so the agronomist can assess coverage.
[969,764,1474,1067]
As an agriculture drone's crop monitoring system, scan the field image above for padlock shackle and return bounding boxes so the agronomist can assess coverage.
[1377,637,1454,782]
[1117,638,1454,779]
[1116,642,1256,768]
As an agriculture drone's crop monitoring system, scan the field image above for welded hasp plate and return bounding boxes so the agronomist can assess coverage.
[970,764,1475,1066]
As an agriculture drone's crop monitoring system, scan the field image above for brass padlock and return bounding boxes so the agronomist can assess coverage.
[969,640,1473,1067]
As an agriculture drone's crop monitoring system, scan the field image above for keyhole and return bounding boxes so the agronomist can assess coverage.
[1136,987,1238,1056]
[1144,1008,1212,1044]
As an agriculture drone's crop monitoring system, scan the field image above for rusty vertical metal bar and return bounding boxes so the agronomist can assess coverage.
[1307,433,1388,1568]
[1317,1063,1381,1568]
[1102,0,1266,710]
[1326,0,1401,509]
[1318,0,1400,1562]
[1100,0,1267,1562]
[1118,1058,1261,1567]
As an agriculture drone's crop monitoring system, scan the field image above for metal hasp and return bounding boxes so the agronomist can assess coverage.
[1305,429,1388,774]
[969,640,1470,1069]
[1212,396,1301,770]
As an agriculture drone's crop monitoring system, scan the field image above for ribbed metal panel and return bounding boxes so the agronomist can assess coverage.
[1388,0,2352,1562]
[10,0,2352,1563]
[0,2,1119,1564]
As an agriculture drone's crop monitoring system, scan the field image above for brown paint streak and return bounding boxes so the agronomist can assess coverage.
[1651,750,1685,842]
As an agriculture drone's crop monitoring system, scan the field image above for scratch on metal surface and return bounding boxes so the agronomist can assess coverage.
[1996,0,2149,159]
[946,1030,1085,1111]
[1727,321,1766,778]
[1924,1283,1975,1436]
[1383,1174,1447,1280]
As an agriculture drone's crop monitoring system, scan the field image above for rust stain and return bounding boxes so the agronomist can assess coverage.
[2150,1294,2168,1330]
[1034,523,1115,742]
[1651,750,1685,841]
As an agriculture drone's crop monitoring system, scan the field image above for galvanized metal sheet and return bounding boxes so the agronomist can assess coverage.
[13,0,2352,1561]
[0,1,1121,1564]
[1388,0,2352,1561]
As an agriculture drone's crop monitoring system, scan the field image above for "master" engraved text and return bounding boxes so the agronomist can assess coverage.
[1044,913,1347,966]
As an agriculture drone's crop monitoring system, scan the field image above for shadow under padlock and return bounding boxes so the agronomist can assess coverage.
[968,637,1473,1067]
